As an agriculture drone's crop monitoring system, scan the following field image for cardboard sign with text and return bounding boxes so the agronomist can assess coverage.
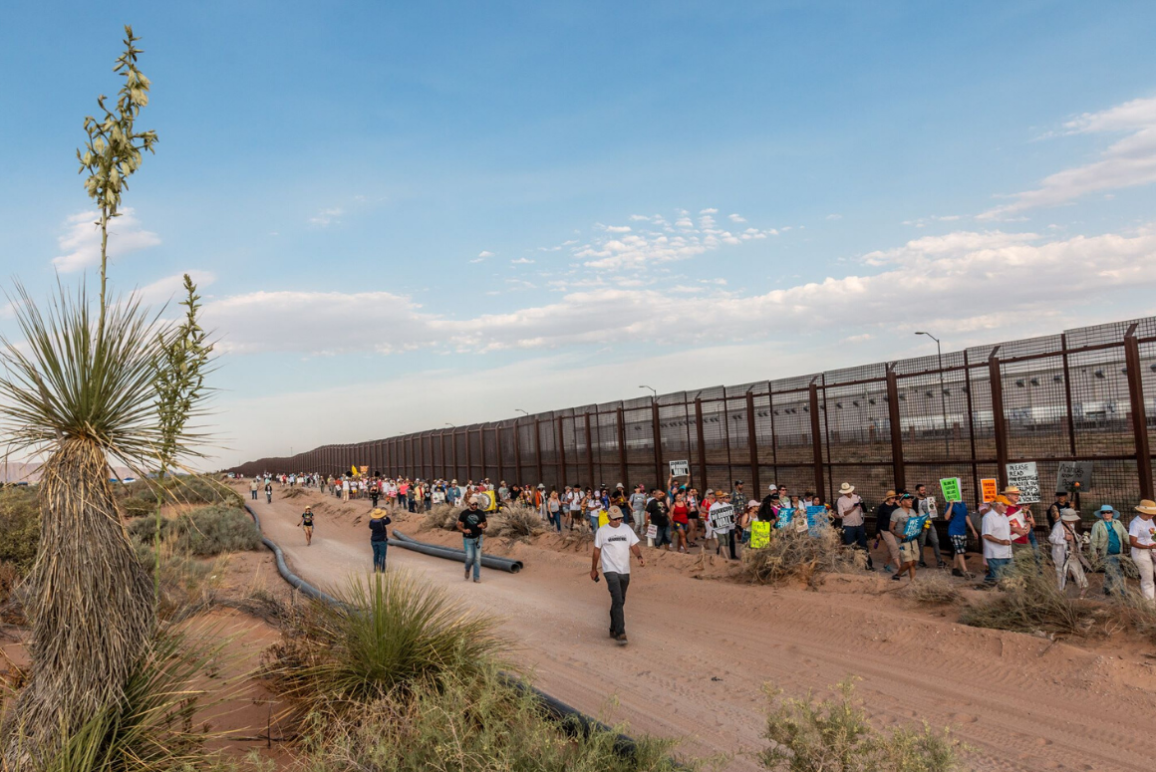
[669,459,690,477]
[750,520,772,549]
[1006,462,1041,503]
[980,478,998,503]
[940,477,962,503]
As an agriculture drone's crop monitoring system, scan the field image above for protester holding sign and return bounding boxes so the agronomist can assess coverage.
[944,498,978,578]
[711,491,738,560]
[915,484,944,569]
[889,493,921,582]
[1004,486,1038,553]
[835,483,872,570]
[645,489,672,550]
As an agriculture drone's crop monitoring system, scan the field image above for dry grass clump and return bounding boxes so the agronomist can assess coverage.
[489,503,546,543]
[761,677,961,772]
[741,527,864,586]
[1108,589,1156,643]
[960,550,1091,636]
[903,575,963,606]
[281,486,306,499]
[420,503,457,531]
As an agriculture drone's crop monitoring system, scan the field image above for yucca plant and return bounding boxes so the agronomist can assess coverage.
[0,27,209,770]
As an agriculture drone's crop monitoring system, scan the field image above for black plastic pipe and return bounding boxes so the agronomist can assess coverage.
[389,530,524,573]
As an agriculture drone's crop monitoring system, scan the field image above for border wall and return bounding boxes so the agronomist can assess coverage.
[229,317,1156,509]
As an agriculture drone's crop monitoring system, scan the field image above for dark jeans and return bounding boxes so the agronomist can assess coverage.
[653,524,672,548]
[372,541,388,572]
[408,495,416,513]
[463,535,483,580]
[605,571,631,636]
[985,557,1011,584]
[842,524,873,568]
[917,523,942,564]
[250,490,257,500]
[371,495,380,508]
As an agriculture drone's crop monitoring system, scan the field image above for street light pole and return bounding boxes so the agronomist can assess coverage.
[916,331,950,459]
[639,385,658,400]
[515,409,529,417]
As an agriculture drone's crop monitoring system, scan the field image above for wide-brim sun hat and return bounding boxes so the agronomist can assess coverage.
[883,490,897,499]
[1135,500,1156,516]
[1002,486,1021,495]
[370,508,386,519]
[1098,504,1116,514]
[1060,509,1081,523]
[839,483,855,494]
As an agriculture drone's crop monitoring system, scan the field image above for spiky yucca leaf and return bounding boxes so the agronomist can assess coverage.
[0,282,197,471]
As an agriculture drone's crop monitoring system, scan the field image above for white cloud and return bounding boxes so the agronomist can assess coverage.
[52,208,160,273]
[477,250,495,258]
[699,208,718,214]
[826,213,842,220]
[604,225,632,233]
[979,95,1156,220]
[511,257,535,264]
[309,207,343,227]
[137,270,218,306]
[204,225,1156,358]
[728,214,747,223]
[629,214,650,221]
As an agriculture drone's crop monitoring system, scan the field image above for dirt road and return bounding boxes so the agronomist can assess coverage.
[241,484,1154,771]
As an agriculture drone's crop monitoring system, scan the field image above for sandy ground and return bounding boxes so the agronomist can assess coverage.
[235,484,1155,772]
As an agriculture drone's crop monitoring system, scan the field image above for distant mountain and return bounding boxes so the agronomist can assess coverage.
[2,461,136,484]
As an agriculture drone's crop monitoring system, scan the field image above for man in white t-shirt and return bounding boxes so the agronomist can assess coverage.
[591,506,645,646]
[981,497,1014,584]
[1128,500,1156,602]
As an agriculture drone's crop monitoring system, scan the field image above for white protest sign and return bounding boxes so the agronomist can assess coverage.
[1005,461,1040,503]
[709,503,735,533]
[669,459,690,477]
[646,524,658,540]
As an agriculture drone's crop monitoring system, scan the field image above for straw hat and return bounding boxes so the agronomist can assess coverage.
[1135,500,1156,516]
[839,482,855,495]
[1002,486,1021,495]
[1060,508,1081,523]
[883,490,897,499]
[304,505,312,510]
[370,508,387,519]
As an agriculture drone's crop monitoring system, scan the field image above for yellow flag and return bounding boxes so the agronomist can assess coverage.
[351,465,358,475]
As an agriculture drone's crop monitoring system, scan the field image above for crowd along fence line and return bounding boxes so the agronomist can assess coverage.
[229,317,1156,511]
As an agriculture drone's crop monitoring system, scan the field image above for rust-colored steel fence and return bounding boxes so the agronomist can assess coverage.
[229,317,1156,509]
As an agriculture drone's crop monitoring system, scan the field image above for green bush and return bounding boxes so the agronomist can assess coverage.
[263,571,502,727]
[0,485,39,576]
[128,504,260,556]
[304,666,687,772]
[114,474,241,519]
[760,678,960,772]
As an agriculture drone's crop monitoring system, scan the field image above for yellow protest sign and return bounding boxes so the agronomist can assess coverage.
[980,478,998,503]
[750,520,771,549]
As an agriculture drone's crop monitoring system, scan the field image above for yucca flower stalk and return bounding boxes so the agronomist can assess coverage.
[151,274,214,601]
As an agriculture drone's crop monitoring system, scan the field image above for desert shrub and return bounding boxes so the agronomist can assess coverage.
[1110,589,1156,643]
[0,485,39,577]
[133,540,223,622]
[489,503,546,542]
[903,575,962,606]
[760,678,960,772]
[128,504,260,556]
[115,474,241,519]
[420,503,456,531]
[741,527,864,586]
[305,665,687,772]
[40,631,212,772]
[959,550,1090,636]
[282,486,306,499]
[262,571,501,729]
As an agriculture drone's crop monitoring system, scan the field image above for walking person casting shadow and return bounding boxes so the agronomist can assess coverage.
[369,507,391,572]
[457,495,488,583]
[591,505,645,646]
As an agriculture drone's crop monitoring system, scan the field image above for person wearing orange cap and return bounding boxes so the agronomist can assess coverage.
[1128,499,1156,602]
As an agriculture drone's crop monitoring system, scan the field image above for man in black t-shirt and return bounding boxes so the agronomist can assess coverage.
[457,496,489,582]
[369,508,392,572]
[645,489,672,550]
[299,506,315,546]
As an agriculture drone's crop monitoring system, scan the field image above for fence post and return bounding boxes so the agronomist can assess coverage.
[989,349,1009,489]
[886,365,906,492]
[651,401,663,490]
[584,413,596,487]
[963,351,979,501]
[695,397,707,489]
[767,383,779,486]
[1060,334,1078,457]
[746,390,760,495]
[557,416,567,485]
[535,418,544,487]
[514,422,524,484]
[808,381,825,501]
[617,406,628,491]
[1125,326,1154,500]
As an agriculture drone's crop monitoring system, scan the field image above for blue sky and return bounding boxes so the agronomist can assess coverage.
[2,1,1156,467]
